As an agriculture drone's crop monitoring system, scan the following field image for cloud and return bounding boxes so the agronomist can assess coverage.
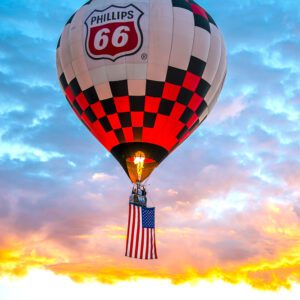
[91,173,118,182]
[0,0,299,292]
[207,96,248,124]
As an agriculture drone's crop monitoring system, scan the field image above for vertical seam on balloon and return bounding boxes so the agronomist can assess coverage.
[157,0,175,151]
[79,4,97,92]
[195,21,216,124]
[206,34,227,112]
[204,28,225,111]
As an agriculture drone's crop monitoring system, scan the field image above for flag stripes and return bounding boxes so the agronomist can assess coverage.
[125,204,157,259]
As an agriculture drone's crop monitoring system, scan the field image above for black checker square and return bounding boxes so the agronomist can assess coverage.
[119,112,132,128]
[158,99,175,116]
[114,129,126,143]
[196,79,211,98]
[133,127,143,141]
[177,88,194,106]
[57,36,61,49]
[99,117,112,132]
[72,100,83,115]
[69,78,82,97]
[83,0,93,6]
[130,96,145,112]
[84,107,97,123]
[110,80,128,97]
[166,66,186,85]
[146,80,164,97]
[66,13,75,25]
[188,56,206,77]
[206,12,217,27]
[177,126,188,140]
[101,98,117,115]
[83,86,99,104]
[144,112,156,128]
[59,73,68,90]
[180,107,194,124]
[189,119,200,132]
[196,100,208,117]
[194,15,211,33]
[172,0,192,11]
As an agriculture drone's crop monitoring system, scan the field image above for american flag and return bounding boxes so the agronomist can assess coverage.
[125,203,157,259]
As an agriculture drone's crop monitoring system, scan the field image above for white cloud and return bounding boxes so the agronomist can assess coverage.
[167,189,178,197]
[0,140,63,162]
[91,172,117,182]
[207,97,248,124]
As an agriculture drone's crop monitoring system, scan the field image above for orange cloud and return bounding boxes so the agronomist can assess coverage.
[0,200,299,291]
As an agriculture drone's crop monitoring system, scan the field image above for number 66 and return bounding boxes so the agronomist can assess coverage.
[94,26,130,50]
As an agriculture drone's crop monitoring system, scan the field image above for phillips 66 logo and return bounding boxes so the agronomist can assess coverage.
[85,4,144,61]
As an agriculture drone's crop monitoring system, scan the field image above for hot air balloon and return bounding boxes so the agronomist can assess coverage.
[56,0,226,259]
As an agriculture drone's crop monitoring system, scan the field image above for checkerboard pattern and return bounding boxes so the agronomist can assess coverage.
[60,56,210,152]
[57,0,226,172]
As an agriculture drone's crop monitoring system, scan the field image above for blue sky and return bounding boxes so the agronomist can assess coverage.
[0,0,300,291]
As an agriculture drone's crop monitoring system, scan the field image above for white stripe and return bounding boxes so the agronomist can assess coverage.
[191,27,211,62]
[147,0,173,81]
[202,24,222,85]
[151,229,154,259]
[142,225,147,259]
[206,33,227,108]
[147,228,151,259]
[169,7,194,70]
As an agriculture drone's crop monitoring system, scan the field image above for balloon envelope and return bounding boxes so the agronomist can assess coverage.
[56,0,227,183]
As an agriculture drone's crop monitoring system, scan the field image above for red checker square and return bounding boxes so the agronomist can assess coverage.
[145,96,161,113]
[188,94,203,111]
[154,114,168,131]
[179,131,189,143]
[142,127,156,144]
[183,72,201,92]
[186,113,199,129]
[162,135,178,152]
[170,102,186,120]
[71,107,79,119]
[107,113,121,129]
[76,93,89,111]
[114,96,130,113]
[123,127,134,143]
[152,114,169,145]
[104,131,119,151]
[131,112,144,127]
[162,83,181,101]
[81,113,92,128]
[190,4,208,19]
[91,102,105,119]
[91,121,108,150]
[65,86,75,103]
[169,119,185,137]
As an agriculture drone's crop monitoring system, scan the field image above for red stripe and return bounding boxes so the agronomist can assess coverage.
[129,205,136,257]
[125,204,131,256]
[153,229,158,259]
[134,206,141,258]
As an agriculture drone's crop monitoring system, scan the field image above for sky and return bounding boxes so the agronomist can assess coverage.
[0,0,300,299]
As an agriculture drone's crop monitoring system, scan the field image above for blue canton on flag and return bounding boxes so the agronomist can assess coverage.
[142,207,155,229]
